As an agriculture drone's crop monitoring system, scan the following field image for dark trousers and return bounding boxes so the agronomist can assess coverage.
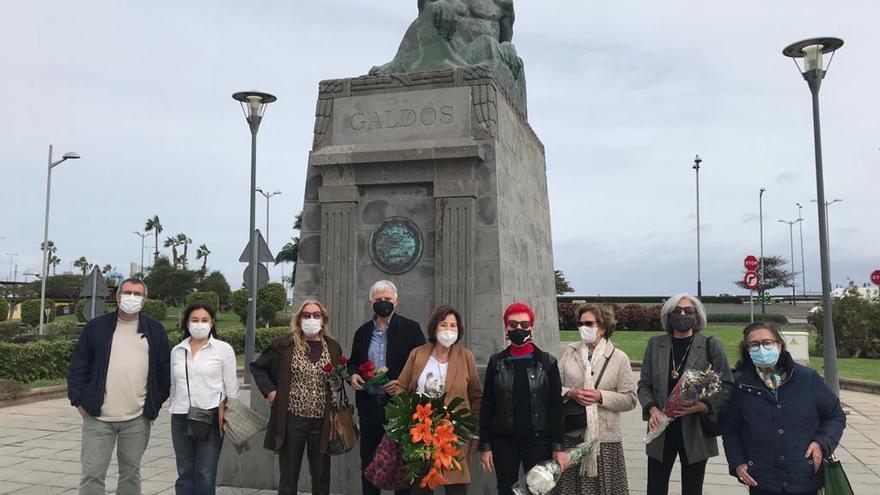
[171,413,223,495]
[411,484,467,495]
[491,434,551,495]
[647,423,707,495]
[359,395,410,495]
[278,414,330,495]
[749,489,817,495]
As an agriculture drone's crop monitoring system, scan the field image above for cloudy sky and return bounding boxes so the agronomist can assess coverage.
[2,1,877,296]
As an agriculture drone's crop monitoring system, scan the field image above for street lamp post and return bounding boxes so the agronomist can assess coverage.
[759,188,766,314]
[693,154,703,298]
[39,145,80,335]
[233,91,277,385]
[255,188,282,246]
[784,36,844,395]
[796,203,807,298]
[5,253,18,281]
[811,198,842,261]
[779,219,802,304]
[133,232,150,276]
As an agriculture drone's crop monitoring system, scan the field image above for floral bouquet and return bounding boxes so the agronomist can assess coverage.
[644,366,722,444]
[510,440,599,495]
[322,355,350,383]
[358,360,391,388]
[383,391,477,489]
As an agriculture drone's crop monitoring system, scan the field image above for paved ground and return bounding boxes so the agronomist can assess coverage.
[1,373,879,494]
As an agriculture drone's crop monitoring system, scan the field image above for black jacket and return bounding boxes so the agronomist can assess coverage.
[67,312,171,420]
[479,345,563,452]
[722,352,846,493]
[346,313,425,410]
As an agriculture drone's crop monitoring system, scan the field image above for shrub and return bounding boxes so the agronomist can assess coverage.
[217,326,289,355]
[708,313,787,324]
[75,298,114,323]
[0,299,9,322]
[44,320,83,340]
[258,284,287,326]
[617,304,662,331]
[557,302,577,330]
[0,321,24,342]
[232,289,248,324]
[142,299,168,322]
[0,339,78,383]
[0,379,27,399]
[273,311,293,328]
[21,299,56,327]
[184,291,221,313]
[810,289,880,358]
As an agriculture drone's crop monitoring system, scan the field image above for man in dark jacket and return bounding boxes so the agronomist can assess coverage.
[67,278,170,495]
[347,280,425,495]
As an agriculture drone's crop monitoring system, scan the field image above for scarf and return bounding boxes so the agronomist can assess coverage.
[578,338,608,477]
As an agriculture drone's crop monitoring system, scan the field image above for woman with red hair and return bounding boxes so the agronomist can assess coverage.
[478,302,568,495]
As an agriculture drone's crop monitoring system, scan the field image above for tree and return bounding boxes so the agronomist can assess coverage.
[101,264,115,274]
[555,270,574,295]
[809,287,880,358]
[164,236,181,268]
[196,244,211,273]
[41,241,61,275]
[275,213,302,287]
[145,215,163,263]
[734,255,795,291]
[73,256,90,275]
[176,233,193,269]
[24,274,85,300]
[198,271,231,309]
[143,256,198,305]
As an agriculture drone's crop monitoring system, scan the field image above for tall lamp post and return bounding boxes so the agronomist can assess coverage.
[693,154,704,298]
[784,36,844,395]
[5,253,18,281]
[795,203,807,297]
[233,91,277,385]
[759,188,766,314]
[39,146,80,335]
[255,188,282,246]
[133,232,150,275]
[779,218,802,304]
[810,198,842,261]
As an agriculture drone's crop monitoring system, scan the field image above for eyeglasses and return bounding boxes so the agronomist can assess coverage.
[120,290,145,297]
[747,339,779,351]
[506,320,532,330]
[301,311,323,320]
[578,321,597,327]
[673,306,697,316]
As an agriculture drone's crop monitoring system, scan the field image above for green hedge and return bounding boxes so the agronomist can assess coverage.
[21,299,56,327]
[0,339,78,383]
[0,299,9,322]
[184,291,221,313]
[707,313,788,324]
[0,321,24,342]
[142,300,168,321]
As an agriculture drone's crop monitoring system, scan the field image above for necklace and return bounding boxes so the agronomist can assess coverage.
[671,338,693,380]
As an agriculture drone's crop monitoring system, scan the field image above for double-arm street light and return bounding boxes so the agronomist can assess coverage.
[133,232,150,275]
[39,146,80,335]
[693,154,704,298]
[810,198,842,261]
[784,36,844,395]
[795,203,807,297]
[779,218,803,304]
[233,91,276,385]
[255,188,282,246]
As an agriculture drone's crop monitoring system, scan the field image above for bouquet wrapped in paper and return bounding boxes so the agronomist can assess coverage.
[644,366,722,444]
[510,440,598,495]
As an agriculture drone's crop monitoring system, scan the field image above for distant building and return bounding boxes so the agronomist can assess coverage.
[831,285,880,300]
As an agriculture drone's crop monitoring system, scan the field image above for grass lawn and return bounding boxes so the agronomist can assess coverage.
[161,307,243,332]
[560,324,880,382]
[25,378,66,388]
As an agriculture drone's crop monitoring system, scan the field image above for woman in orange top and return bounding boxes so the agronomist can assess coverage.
[391,305,483,495]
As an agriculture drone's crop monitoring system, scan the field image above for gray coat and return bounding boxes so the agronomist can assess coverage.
[637,333,733,464]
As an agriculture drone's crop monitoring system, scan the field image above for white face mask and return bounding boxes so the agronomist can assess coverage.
[579,325,598,344]
[189,322,212,340]
[436,330,458,348]
[118,294,144,315]
[301,319,322,337]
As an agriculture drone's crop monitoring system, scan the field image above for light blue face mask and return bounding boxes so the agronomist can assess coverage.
[750,346,780,368]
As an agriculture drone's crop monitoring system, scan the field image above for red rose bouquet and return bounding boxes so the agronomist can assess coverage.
[358,360,390,388]
[322,355,351,383]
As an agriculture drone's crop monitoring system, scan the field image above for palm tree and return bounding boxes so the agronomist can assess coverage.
[275,213,302,287]
[176,233,193,269]
[164,236,180,268]
[101,264,115,274]
[73,256,90,275]
[196,244,211,272]
[145,215,163,263]
[40,241,60,275]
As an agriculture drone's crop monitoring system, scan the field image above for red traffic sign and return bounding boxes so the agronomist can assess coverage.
[743,272,760,290]
[744,255,759,272]
[872,270,880,286]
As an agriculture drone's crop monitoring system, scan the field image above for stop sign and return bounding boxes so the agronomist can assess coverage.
[744,255,759,272]
[872,270,880,286]
[743,272,760,290]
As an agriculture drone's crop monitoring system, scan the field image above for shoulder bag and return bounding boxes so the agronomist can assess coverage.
[563,348,615,432]
[822,454,855,495]
[327,386,359,456]
[184,349,218,440]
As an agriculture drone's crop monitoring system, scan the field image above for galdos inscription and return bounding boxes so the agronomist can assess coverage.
[330,87,472,145]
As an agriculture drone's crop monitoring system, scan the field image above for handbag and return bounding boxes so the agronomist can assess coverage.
[563,349,614,433]
[183,349,218,440]
[327,387,359,456]
[364,433,409,490]
[222,398,268,451]
[699,336,728,437]
[823,455,855,495]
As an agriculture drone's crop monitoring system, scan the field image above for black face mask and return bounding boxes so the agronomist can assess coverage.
[508,329,532,346]
[373,300,394,318]
[668,313,696,333]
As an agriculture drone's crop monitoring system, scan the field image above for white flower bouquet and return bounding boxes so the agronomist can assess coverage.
[644,366,722,444]
[510,440,598,495]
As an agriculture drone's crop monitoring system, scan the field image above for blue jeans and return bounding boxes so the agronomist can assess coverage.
[171,413,222,495]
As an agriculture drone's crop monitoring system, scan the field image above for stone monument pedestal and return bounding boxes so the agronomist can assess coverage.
[220,67,560,493]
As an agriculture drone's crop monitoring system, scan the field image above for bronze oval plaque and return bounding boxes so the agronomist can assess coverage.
[369,217,423,274]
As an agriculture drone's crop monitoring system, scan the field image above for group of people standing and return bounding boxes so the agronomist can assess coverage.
[66,277,847,495]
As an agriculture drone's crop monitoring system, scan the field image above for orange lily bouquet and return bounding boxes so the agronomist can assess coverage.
[384,392,477,490]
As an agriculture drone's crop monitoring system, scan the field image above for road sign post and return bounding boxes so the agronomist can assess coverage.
[871,270,880,286]
[743,260,760,323]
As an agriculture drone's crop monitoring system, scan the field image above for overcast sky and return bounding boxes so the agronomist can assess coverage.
[2,0,877,297]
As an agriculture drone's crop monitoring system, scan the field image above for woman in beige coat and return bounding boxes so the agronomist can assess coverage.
[552,303,638,495]
[392,305,482,495]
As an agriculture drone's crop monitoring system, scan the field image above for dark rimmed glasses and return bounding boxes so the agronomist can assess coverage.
[506,320,532,330]
[301,311,323,320]
[746,339,779,351]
